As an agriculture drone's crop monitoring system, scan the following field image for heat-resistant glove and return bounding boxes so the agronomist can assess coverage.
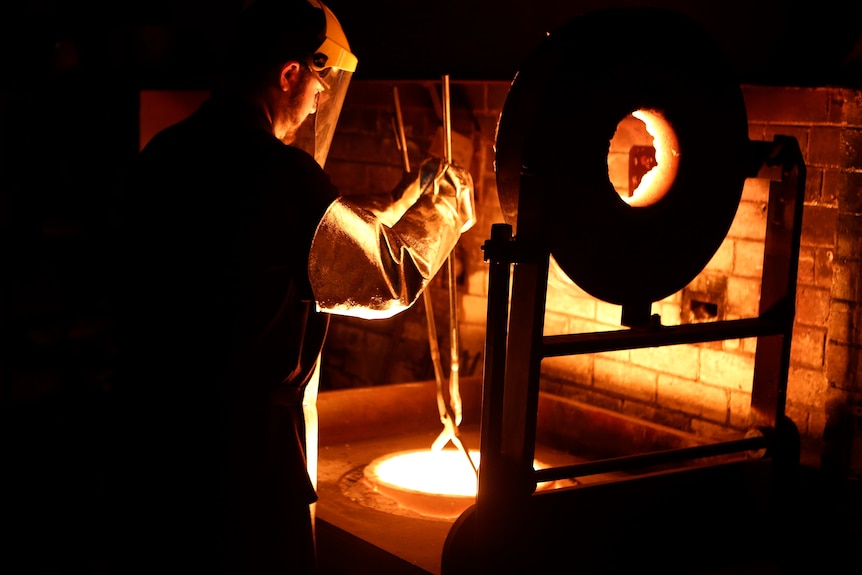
[308,156,475,319]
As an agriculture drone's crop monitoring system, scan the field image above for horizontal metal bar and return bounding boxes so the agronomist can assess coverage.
[533,435,770,483]
[543,315,786,357]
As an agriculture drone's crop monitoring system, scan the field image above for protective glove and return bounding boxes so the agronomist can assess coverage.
[359,157,476,231]
[308,156,476,319]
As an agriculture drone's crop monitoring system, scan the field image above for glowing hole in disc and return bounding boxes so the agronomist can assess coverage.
[608,108,680,208]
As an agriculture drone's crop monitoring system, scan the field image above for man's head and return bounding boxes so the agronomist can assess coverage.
[226,0,327,91]
[226,0,357,160]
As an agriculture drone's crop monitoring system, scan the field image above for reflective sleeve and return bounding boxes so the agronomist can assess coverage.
[308,158,475,319]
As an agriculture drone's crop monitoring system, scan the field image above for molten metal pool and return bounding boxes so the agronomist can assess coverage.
[363,448,480,519]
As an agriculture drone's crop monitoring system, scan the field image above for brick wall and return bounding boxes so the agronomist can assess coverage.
[323,80,862,468]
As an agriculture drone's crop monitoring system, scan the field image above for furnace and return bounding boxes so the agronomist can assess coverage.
[316,6,805,575]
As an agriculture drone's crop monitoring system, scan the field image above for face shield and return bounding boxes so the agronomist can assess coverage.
[293,2,357,168]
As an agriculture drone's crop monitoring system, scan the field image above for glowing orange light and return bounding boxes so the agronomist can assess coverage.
[626,109,679,207]
[370,449,481,497]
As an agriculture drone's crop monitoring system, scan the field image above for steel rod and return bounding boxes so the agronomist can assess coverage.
[543,313,789,357]
[533,435,770,483]
[441,74,463,425]
[442,74,452,164]
[392,84,448,428]
[392,85,410,173]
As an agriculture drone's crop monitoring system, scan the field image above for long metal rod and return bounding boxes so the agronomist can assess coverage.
[392,86,410,173]
[543,311,790,357]
[441,74,463,426]
[392,86,445,404]
[533,435,770,483]
[392,83,474,473]
[442,74,453,164]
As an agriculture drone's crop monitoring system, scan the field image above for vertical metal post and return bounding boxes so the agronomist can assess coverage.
[750,136,805,430]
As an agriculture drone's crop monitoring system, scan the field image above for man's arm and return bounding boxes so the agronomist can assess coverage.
[308,157,475,319]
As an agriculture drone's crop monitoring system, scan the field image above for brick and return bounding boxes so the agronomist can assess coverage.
[826,170,862,213]
[656,301,681,325]
[789,324,826,368]
[806,408,827,440]
[461,293,488,327]
[692,418,738,440]
[839,90,862,127]
[828,89,849,125]
[700,348,755,391]
[832,259,862,302]
[784,403,811,435]
[801,204,838,248]
[657,374,728,423]
[703,240,734,274]
[595,301,623,326]
[543,310,569,336]
[814,247,835,289]
[841,128,862,170]
[465,268,487,298]
[546,288,596,321]
[804,168,827,205]
[629,344,699,380]
[795,285,832,327]
[593,356,657,402]
[796,246,815,285]
[541,354,593,384]
[743,86,830,124]
[741,336,759,355]
[787,365,829,408]
[726,277,761,317]
[728,390,753,429]
[825,341,857,390]
[734,239,765,277]
[569,317,611,336]
[827,300,853,345]
[723,337,742,352]
[630,404,693,436]
[727,199,767,241]
[741,177,770,203]
[836,214,862,260]
[808,126,843,168]
[748,123,768,142]
[684,273,728,303]
[803,270,826,308]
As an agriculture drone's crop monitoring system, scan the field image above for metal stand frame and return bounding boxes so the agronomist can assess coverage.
[441,136,806,574]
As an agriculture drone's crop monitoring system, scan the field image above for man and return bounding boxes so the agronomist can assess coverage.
[113,0,474,573]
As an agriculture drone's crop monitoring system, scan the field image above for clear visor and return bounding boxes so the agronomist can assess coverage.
[292,66,352,168]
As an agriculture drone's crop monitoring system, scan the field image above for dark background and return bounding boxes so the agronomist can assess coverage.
[1,0,861,89]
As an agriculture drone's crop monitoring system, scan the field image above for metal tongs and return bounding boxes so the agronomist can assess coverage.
[392,78,478,478]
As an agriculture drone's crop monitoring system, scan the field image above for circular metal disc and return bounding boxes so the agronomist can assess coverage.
[495,8,750,306]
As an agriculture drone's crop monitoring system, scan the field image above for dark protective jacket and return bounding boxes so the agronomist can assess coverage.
[113,89,474,574]
[115,92,337,573]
